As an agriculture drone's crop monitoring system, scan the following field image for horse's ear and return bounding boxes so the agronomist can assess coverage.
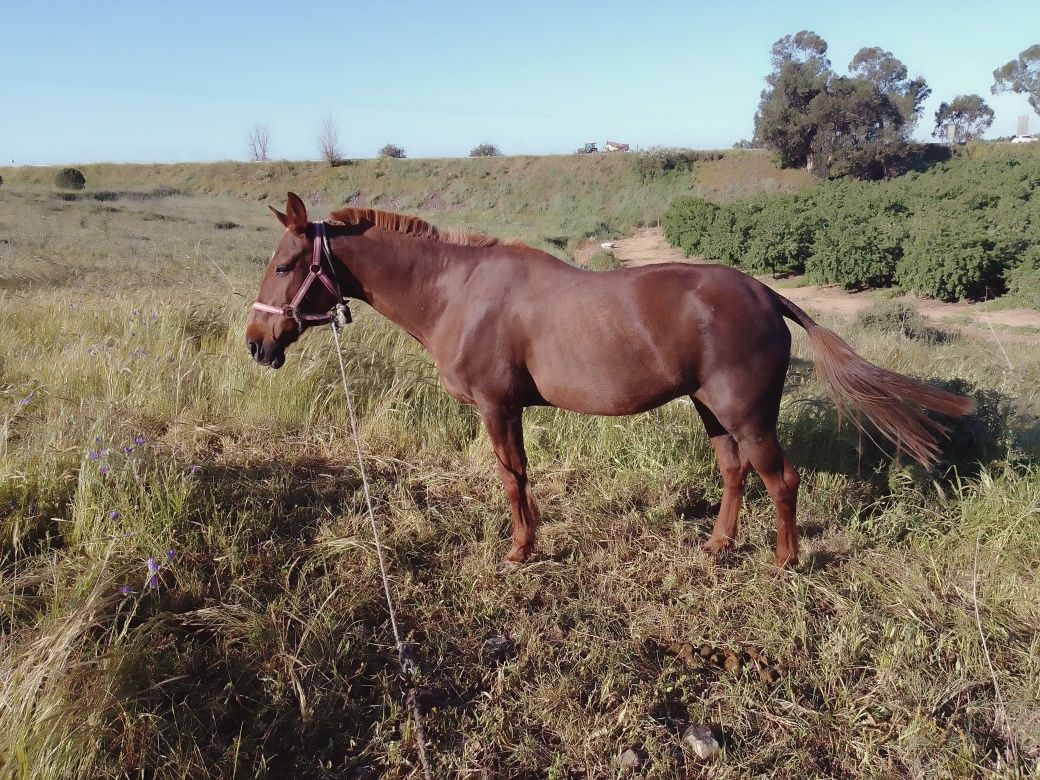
[285,192,308,235]
[268,205,290,229]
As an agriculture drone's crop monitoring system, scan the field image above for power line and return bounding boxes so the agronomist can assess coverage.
[0,68,746,121]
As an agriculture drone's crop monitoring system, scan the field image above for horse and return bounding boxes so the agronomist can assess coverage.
[246,193,974,568]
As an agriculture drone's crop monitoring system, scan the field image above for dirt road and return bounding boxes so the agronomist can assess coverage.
[610,227,1040,336]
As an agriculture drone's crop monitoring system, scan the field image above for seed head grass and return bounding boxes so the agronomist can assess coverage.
[1,178,1038,778]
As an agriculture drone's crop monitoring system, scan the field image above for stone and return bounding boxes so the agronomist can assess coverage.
[618,748,644,771]
[683,724,721,760]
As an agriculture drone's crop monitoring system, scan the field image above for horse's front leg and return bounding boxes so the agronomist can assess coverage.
[478,403,540,564]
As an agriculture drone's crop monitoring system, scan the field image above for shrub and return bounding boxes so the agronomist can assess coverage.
[0,174,3,187]
[55,168,86,190]
[896,215,1004,300]
[469,143,502,158]
[1005,245,1040,308]
[662,197,719,257]
[854,300,938,342]
[378,144,406,159]
[636,148,702,180]
[585,250,623,271]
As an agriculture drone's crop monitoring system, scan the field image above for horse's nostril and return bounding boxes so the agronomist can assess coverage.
[248,340,259,358]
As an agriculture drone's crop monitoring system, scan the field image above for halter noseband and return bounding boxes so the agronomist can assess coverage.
[252,222,348,328]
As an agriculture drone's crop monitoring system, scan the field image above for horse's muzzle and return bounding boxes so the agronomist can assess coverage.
[247,338,285,369]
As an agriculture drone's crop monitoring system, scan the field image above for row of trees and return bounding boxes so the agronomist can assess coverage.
[754,35,1039,179]
[245,117,502,164]
[663,148,1040,301]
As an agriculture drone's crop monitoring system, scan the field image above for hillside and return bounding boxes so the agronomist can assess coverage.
[0,151,812,257]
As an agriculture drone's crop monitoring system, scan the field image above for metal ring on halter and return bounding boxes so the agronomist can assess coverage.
[251,221,348,328]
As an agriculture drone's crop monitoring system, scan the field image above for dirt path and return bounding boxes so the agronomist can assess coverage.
[611,227,1040,337]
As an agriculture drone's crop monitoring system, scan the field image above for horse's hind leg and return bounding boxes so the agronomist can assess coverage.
[693,399,751,555]
[732,429,800,567]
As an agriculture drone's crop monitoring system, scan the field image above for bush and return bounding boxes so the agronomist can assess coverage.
[585,250,623,271]
[896,215,1004,300]
[854,300,938,342]
[663,197,719,257]
[1005,245,1040,308]
[55,168,86,190]
[378,144,406,159]
[469,143,502,158]
[636,148,705,181]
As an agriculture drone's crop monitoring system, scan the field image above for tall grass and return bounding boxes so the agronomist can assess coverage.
[1,178,1038,778]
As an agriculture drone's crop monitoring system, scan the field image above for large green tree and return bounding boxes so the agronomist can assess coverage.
[754,31,833,172]
[992,44,1040,116]
[754,33,930,179]
[932,95,995,143]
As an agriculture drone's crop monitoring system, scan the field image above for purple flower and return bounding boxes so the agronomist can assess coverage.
[118,584,134,596]
[147,574,159,589]
[123,446,134,455]
[109,510,120,521]
[134,436,145,446]
[89,450,100,461]
[18,392,35,405]
[99,466,110,477]
[147,557,160,575]
[165,549,177,561]
[102,449,111,457]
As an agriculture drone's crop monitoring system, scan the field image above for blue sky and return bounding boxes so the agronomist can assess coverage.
[1,0,1036,164]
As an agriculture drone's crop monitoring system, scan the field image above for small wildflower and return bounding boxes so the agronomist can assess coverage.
[118,584,134,596]
[18,392,36,405]
[89,450,100,461]
[147,557,160,575]
[109,510,120,521]
[165,549,178,561]
[102,448,111,457]
[147,574,159,589]
[99,466,110,476]
[134,436,145,446]
[123,446,134,455]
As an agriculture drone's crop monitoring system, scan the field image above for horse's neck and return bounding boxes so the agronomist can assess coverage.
[339,231,465,345]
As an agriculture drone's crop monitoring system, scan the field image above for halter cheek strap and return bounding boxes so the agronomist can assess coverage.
[252,222,344,327]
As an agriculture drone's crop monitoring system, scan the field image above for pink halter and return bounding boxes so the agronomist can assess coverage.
[252,222,342,327]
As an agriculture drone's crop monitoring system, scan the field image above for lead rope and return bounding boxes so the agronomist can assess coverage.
[329,305,434,780]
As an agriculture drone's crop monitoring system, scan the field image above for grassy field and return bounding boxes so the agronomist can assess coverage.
[1,160,1039,779]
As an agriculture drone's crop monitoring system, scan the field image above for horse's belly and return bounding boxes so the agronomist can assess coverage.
[529,354,691,416]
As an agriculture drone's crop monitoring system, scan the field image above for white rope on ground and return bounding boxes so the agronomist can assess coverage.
[330,307,434,780]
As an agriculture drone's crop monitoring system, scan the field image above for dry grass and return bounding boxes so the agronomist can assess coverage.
[1,176,1039,779]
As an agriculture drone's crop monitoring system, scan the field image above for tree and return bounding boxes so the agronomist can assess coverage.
[848,47,930,137]
[317,114,343,166]
[247,124,271,162]
[755,33,930,179]
[378,143,406,159]
[469,143,502,157]
[992,44,1040,115]
[754,31,833,172]
[933,95,995,143]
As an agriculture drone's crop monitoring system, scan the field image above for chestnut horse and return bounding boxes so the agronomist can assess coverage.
[246,193,974,567]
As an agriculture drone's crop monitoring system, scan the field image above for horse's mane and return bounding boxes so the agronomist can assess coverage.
[328,208,499,248]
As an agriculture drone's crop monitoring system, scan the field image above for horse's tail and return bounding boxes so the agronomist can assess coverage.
[772,291,976,468]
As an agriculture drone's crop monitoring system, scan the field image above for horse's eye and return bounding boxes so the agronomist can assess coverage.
[275,266,289,276]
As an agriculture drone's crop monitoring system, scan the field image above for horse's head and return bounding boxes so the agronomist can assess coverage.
[246,193,344,368]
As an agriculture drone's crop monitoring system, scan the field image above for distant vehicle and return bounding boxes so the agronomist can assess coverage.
[1011,135,1037,144]
[576,142,598,154]
[604,141,630,152]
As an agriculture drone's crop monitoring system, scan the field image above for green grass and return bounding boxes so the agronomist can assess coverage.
[1,169,1039,778]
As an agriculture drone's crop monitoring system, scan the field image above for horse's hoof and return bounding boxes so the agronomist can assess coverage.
[769,553,798,575]
[503,545,533,565]
[701,537,733,556]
